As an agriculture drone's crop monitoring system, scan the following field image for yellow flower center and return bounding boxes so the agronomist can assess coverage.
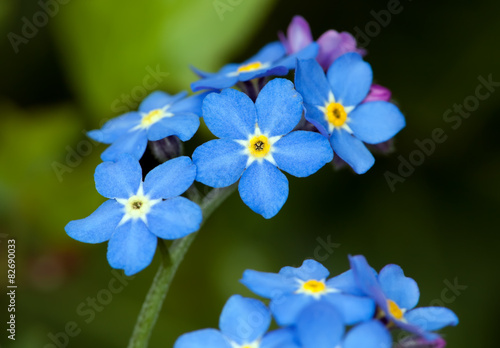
[325,102,348,127]
[248,135,270,158]
[125,195,151,218]
[302,280,326,293]
[141,109,164,127]
[237,61,263,73]
[387,299,404,320]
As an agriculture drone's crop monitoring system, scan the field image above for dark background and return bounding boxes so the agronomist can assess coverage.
[0,0,498,347]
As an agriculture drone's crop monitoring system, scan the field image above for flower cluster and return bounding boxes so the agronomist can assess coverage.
[65,16,406,275]
[175,257,458,348]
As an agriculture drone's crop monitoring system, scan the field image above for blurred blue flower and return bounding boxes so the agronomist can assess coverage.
[349,255,459,340]
[192,78,333,219]
[191,41,318,92]
[295,302,392,348]
[295,55,406,174]
[88,91,207,161]
[65,155,201,275]
[241,259,375,326]
[174,295,299,348]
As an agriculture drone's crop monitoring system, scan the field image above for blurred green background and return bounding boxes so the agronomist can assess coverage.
[1,0,498,347]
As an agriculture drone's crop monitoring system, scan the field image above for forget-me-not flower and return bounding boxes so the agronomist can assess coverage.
[88,91,207,161]
[174,295,300,348]
[349,255,459,340]
[295,55,406,174]
[65,155,202,275]
[191,41,318,92]
[241,259,375,326]
[192,78,333,219]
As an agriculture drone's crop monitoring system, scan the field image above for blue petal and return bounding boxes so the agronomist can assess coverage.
[348,101,406,144]
[261,328,300,348]
[219,295,271,345]
[238,161,288,219]
[107,220,157,276]
[327,52,372,107]
[279,259,330,281]
[202,88,256,140]
[143,156,196,199]
[238,65,288,82]
[87,112,142,144]
[101,129,148,162]
[270,293,314,326]
[139,91,188,113]
[342,320,392,348]
[295,302,344,348]
[192,139,247,188]
[277,43,319,70]
[273,131,333,177]
[348,255,387,307]
[405,307,458,332]
[147,113,200,142]
[245,41,286,65]
[255,79,303,137]
[295,59,331,108]
[378,264,420,310]
[65,200,123,243]
[240,270,297,299]
[191,74,239,92]
[174,329,231,348]
[94,154,142,199]
[169,92,210,115]
[190,65,216,78]
[303,103,329,136]
[323,293,376,325]
[330,130,374,174]
[147,197,202,239]
[326,270,365,296]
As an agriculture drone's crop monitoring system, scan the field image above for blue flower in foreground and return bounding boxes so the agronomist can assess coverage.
[295,55,406,174]
[192,79,333,219]
[175,295,300,348]
[88,91,207,161]
[241,259,375,326]
[349,255,459,340]
[191,41,318,92]
[295,302,392,348]
[65,155,202,275]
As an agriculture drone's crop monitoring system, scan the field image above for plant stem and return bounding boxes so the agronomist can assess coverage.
[127,185,236,348]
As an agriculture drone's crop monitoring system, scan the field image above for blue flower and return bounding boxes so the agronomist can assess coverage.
[191,41,318,92]
[349,255,459,340]
[295,302,392,348]
[294,55,406,174]
[241,259,375,326]
[174,295,300,348]
[65,155,202,275]
[192,78,333,219]
[88,91,207,161]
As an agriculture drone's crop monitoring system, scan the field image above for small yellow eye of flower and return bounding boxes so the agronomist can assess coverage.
[302,280,326,293]
[141,109,163,127]
[249,135,270,157]
[238,61,263,73]
[387,299,404,320]
[325,102,347,127]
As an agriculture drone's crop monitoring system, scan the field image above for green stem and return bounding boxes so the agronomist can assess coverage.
[127,185,236,348]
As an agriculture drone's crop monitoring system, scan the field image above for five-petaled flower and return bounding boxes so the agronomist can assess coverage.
[174,295,299,348]
[88,91,207,161]
[241,259,375,326]
[295,54,406,174]
[65,155,202,275]
[349,255,459,340]
[190,41,318,92]
[192,78,333,219]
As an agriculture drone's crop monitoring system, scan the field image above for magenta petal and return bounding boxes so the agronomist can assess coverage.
[285,15,313,54]
[363,84,392,103]
[317,30,365,70]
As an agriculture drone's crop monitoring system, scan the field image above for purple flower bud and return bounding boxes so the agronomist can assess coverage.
[363,84,392,103]
[278,15,313,54]
[149,136,183,163]
[317,30,367,70]
[397,336,447,348]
